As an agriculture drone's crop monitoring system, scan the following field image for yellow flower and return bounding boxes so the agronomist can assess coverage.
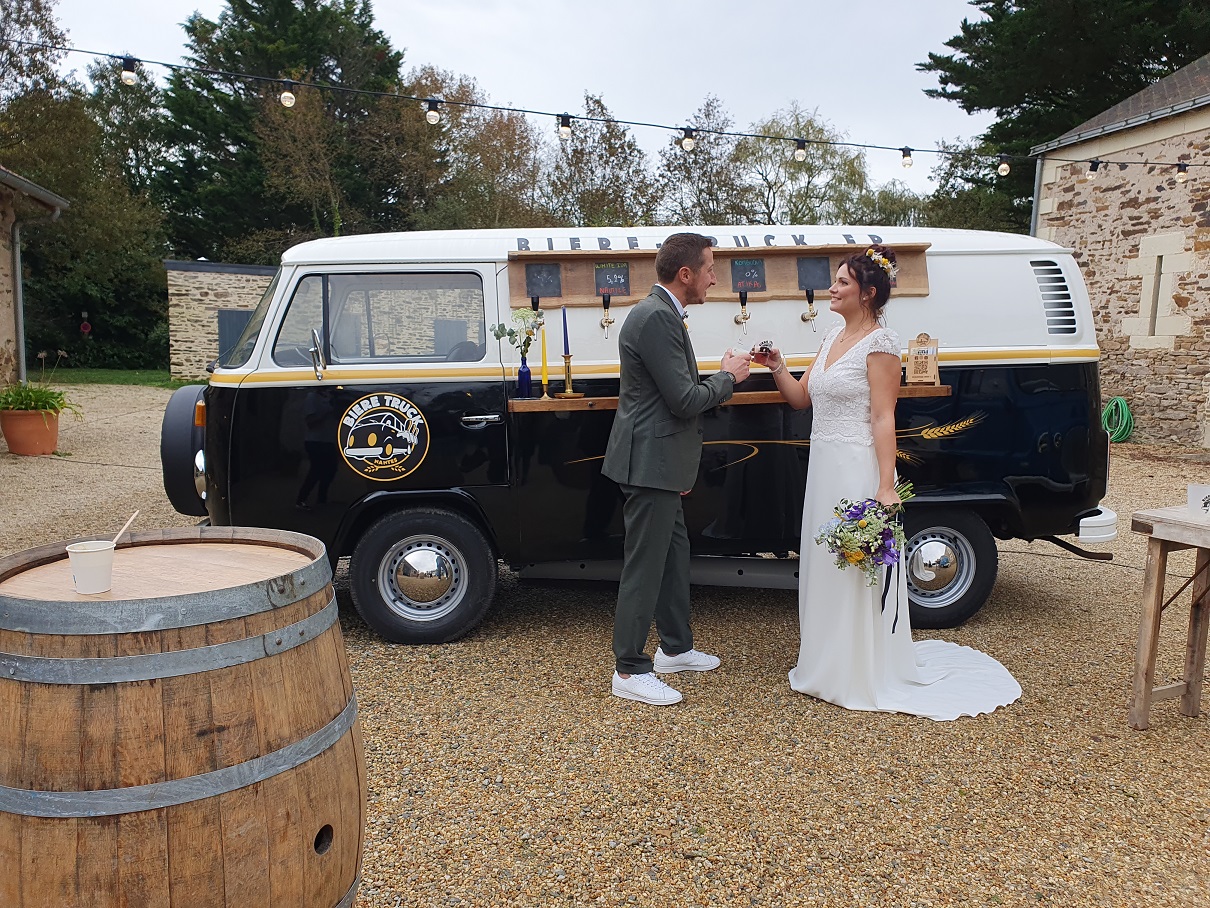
[845,551,865,564]
[858,519,867,528]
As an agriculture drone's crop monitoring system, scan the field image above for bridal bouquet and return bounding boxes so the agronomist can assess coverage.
[815,481,915,586]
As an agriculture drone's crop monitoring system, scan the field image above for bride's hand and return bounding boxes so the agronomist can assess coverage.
[875,486,902,510]
[761,347,785,372]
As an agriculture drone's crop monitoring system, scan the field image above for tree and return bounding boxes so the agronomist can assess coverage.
[656,96,756,226]
[840,180,927,228]
[921,138,1026,231]
[919,0,1210,231]
[0,87,168,367]
[736,103,869,225]
[411,104,548,230]
[156,0,406,261]
[0,0,65,101]
[85,57,168,194]
[542,94,661,228]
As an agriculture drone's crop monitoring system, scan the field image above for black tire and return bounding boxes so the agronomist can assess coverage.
[160,385,208,517]
[349,508,497,644]
[903,508,998,629]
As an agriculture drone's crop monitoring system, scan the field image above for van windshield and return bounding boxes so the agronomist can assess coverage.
[218,270,281,368]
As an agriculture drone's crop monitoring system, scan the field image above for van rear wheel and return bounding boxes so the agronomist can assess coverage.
[350,508,497,644]
[903,508,998,629]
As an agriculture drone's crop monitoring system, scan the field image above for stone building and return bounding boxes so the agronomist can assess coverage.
[0,167,70,387]
[1032,53,1210,447]
[165,260,276,380]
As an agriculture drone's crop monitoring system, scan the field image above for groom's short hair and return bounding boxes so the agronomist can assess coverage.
[656,233,713,284]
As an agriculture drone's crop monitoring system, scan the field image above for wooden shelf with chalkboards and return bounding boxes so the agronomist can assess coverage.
[506,243,931,309]
[507,383,950,412]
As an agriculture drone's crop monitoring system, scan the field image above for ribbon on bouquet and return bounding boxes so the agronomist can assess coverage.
[881,562,901,633]
[880,513,903,633]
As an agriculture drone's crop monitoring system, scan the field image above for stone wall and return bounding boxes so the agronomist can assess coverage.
[166,261,275,380]
[1036,107,1210,447]
[0,189,16,387]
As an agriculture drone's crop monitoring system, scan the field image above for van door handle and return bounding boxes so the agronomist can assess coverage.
[461,414,503,427]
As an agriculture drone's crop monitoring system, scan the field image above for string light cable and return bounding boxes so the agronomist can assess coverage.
[17,39,1206,180]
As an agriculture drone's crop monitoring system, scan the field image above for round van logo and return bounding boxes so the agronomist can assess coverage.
[338,393,430,481]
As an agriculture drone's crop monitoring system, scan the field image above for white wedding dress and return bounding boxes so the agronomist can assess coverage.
[788,325,1021,720]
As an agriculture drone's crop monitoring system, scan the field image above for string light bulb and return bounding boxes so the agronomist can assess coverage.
[680,128,696,151]
[120,56,137,86]
[279,80,296,108]
[1087,159,1102,177]
[424,99,442,125]
[900,146,913,169]
[794,139,807,163]
[558,113,572,140]
[997,154,1011,177]
[1176,162,1189,183]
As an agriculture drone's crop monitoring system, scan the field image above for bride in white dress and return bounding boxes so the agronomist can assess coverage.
[762,245,1020,721]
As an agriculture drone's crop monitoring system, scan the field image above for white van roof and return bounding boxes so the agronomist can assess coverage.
[280,225,1071,266]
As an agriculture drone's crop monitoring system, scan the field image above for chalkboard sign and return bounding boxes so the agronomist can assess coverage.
[525,262,562,299]
[797,256,832,290]
[594,261,631,297]
[730,258,767,293]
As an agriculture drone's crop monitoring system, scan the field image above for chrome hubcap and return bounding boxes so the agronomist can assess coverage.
[906,528,975,609]
[378,535,466,622]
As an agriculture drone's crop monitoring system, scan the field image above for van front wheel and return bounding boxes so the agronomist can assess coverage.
[350,508,497,644]
[903,509,998,629]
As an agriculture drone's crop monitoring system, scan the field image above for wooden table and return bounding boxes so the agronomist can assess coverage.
[1128,506,1210,730]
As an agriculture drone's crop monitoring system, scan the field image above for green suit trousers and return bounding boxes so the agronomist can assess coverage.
[613,483,693,674]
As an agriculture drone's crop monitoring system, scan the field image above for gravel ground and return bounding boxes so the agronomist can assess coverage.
[2,384,1208,908]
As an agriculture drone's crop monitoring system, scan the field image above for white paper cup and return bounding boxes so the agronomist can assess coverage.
[1189,484,1210,518]
[65,540,116,594]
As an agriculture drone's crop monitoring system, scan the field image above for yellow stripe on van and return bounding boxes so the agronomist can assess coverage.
[206,347,1102,387]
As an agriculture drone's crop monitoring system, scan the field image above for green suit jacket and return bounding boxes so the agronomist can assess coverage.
[602,286,735,492]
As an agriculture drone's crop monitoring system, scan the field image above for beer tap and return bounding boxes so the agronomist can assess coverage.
[530,294,546,332]
[801,287,818,332]
[600,293,615,339]
[734,291,750,335]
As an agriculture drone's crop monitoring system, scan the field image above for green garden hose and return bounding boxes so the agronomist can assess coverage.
[1102,396,1134,442]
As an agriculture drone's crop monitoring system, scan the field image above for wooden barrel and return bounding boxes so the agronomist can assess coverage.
[0,527,365,908]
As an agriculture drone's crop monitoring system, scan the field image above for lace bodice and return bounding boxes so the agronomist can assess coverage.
[807,325,902,445]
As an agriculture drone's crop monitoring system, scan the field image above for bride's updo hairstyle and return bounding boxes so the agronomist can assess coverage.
[842,243,898,317]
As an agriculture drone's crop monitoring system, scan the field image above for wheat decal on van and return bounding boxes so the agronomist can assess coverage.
[911,412,988,440]
[893,411,987,441]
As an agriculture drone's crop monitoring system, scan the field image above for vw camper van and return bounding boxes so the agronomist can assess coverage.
[161,225,1116,643]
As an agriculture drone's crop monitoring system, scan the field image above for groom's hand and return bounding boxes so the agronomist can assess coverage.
[721,348,752,383]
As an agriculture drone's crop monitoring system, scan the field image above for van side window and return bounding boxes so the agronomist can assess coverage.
[272,275,325,367]
[327,273,486,363]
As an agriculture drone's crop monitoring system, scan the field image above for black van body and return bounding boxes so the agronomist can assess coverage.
[162,226,1114,643]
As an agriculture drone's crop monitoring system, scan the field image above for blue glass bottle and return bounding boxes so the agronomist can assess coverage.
[517,355,532,398]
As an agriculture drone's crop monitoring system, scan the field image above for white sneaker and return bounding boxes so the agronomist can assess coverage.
[611,672,683,705]
[653,647,721,674]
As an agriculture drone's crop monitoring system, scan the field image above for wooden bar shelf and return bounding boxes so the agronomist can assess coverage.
[507,385,951,412]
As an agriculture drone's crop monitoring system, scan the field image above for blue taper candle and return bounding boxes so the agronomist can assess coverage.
[562,306,570,356]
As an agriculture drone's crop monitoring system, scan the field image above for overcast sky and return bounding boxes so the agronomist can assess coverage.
[50,0,995,195]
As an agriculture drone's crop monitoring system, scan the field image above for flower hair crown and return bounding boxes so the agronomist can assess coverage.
[865,248,897,278]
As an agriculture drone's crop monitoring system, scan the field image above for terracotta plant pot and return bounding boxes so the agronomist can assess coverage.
[0,409,60,455]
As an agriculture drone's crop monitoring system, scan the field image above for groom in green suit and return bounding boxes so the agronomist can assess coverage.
[603,233,752,705]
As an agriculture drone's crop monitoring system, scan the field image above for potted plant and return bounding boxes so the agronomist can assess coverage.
[490,309,543,397]
[0,350,81,455]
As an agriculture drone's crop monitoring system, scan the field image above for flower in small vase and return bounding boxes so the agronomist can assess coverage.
[490,309,544,359]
